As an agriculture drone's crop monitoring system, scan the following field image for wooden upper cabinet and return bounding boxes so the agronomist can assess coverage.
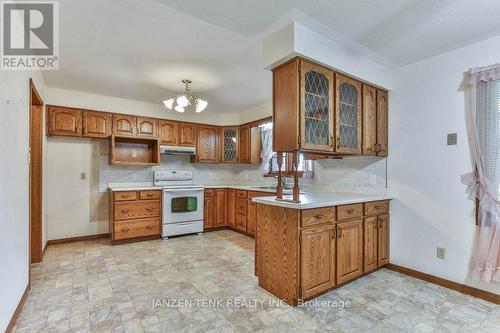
[82,110,112,138]
[239,124,250,163]
[221,126,239,163]
[178,122,196,147]
[300,224,336,298]
[272,58,300,152]
[362,85,377,156]
[336,74,362,154]
[214,189,226,227]
[363,216,378,273]
[47,106,82,137]
[137,117,158,138]
[159,120,178,145]
[113,114,136,136]
[377,214,389,266]
[377,90,388,157]
[336,219,363,284]
[300,60,335,152]
[196,125,219,163]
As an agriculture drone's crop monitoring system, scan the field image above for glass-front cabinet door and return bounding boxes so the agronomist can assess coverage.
[300,61,334,152]
[221,127,239,163]
[336,74,362,154]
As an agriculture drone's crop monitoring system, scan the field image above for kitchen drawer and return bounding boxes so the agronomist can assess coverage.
[114,200,160,220]
[236,190,248,198]
[204,189,214,197]
[139,190,161,200]
[235,215,247,231]
[114,191,137,201]
[301,207,336,227]
[114,218,160,240]
[337,203,363,221]
[236,198,247,214]
[364,201,389,216]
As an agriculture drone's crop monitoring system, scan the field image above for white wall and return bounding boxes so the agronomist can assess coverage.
[389,35,500,294]
[0,70,46,331]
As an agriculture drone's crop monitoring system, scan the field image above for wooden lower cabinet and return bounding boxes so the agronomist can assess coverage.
[109,190,161,244]
[336,219,364,284]
[377,214,390,266]
[214,189,226,227]
[203,189,215,230]
[226,189,236,227]
[363,216,378,273]
[255,200,390,305]
[300,224,336,298]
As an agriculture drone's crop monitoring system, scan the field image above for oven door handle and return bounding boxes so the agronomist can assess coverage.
[163,189,203,193]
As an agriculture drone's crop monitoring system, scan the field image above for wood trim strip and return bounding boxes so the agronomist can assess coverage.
[386,263,500,304]
[47,233,109,245]
[42,242,48,258]
[5,284,29,333]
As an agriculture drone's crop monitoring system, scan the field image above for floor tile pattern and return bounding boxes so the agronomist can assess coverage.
[15,230,500,332]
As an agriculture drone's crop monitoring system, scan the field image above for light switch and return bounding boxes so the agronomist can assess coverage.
[437,247,446,259]
[447,133,457,145]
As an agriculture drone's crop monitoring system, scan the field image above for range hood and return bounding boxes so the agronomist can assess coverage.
[160,145,196,155]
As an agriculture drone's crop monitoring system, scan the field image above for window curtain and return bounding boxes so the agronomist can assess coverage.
[461,63,500,283]
[261,128,273,174]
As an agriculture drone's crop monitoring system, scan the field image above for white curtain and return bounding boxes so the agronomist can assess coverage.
[261,128,273,174]
[461,63,500,283]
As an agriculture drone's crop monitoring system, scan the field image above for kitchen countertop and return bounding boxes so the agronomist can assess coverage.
[107,182,279,193]
[252,192,393,209]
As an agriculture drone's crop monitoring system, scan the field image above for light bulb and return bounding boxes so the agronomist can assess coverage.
[195,98,208,113]
[176,95,189,107]
[163,98,174,109]
[174,105,185,113]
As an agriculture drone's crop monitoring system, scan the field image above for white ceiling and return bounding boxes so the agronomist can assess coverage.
[43,0,500,113]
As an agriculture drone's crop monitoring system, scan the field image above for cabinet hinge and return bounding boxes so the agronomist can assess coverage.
[299,234,302,243]
[298,287,302,295]
[298,135,301,145]
[298,63,301,73]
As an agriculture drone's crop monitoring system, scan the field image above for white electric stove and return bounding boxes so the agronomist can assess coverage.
[154,170,204,239]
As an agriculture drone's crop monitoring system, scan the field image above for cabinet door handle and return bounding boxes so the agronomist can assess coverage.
[146,208,154,212]
[378,221,383,229]
[122,194,129,198]
[332,228,336,239]
[146,194,154,198]
[121,209,130,214]
[121,228,130,232]
[337,229,342,238]
[146,225,154,230]
[330,135,334,147]
[313,214,324,219]
[336,136,341,148]
[346,209,355,214]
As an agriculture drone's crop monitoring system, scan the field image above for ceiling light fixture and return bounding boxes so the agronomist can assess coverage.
[163,79,208,113]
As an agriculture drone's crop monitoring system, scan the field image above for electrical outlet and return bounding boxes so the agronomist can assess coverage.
[437,247,446,259]
[132,150,137,158]
[447,133,457,145]
[80,172,86,180]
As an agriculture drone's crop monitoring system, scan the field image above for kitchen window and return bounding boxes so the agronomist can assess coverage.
[260,122,313,177]
[462,64,500,283]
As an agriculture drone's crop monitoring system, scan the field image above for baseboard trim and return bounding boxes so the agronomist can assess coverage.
[386,263,500,304]
[42,242,48,258]
[47,233,109,245]
[5,284,29,333]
